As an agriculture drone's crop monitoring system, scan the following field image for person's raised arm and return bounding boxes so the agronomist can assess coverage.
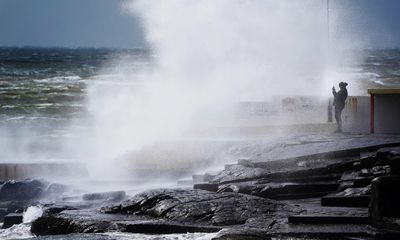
[332,86,337,96]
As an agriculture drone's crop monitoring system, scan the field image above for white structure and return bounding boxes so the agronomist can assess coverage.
[369,89,400,134]
[342,96,370,134]
[236,96,328,126]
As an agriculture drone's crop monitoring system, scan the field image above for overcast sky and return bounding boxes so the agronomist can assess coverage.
[0,0,400,49]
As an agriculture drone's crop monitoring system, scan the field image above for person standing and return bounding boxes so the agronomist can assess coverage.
[332,82,348,133]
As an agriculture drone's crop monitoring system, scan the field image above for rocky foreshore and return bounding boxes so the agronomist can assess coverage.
[1,143,400,239]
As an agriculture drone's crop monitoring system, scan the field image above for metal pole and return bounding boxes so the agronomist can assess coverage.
[327,0,330,42]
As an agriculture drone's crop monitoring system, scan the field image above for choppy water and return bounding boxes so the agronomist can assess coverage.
[1,47,399,124]
[0,47,151,161]
[0,47,150,121]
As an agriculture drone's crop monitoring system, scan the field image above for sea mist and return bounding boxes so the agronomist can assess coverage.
[70,0,362,179]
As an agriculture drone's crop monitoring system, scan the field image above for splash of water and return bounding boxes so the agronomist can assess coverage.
[23,206,43,223]
[0,206,43,240]
[73,0,363,178]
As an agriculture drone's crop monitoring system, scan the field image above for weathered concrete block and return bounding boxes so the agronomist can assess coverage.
[2,213,23,228]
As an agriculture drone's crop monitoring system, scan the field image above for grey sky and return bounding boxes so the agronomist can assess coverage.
[0,0,400,49]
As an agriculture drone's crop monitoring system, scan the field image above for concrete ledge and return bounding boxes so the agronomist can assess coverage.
[0,162,88,181]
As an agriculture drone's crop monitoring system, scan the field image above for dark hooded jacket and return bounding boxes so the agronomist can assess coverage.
[333,87,348,110]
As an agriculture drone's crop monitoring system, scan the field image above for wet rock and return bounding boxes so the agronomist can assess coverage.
[212,228,267,240]
[375,147,400,166]
[103,188,297,227]
[193,183,218,192]
[32,188,297,236]
[359,155,378,169]
[369,176,400,230]
[44,205,80,215]
[211,164,268,184]
[376,148,393,161]
[288,215,368,224]
[82,191,126,202]
[389,155,400,175]
[251,182,339,200]
[2,213,23,228]
[0,200,33,216]
[0,179,47,201]
[0,207,7,222]
[217,184,241,193]
[213,157,360,185]
[31,213,110,235]
[321,186,371,208]
[341,170,358,181]
[116,221,221,234]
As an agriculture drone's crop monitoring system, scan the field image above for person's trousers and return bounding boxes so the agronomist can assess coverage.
[334,107,343,130]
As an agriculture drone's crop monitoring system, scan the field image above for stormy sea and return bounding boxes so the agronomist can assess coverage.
[0,47,399,160]
[0,47,400,240]
[1,47,400,135]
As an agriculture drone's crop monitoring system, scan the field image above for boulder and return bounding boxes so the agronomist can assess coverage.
[369,176,400,230]
[0,179,46,201]
[2,213,23,228]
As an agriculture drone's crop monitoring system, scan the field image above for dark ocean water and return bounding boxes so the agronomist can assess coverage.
[0,47,150,122]
[361,49,400,86]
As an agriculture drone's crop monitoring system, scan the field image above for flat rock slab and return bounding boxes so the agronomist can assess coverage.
[114,220,221,234]
[288,215,368,224]
[103,188,298,227]
[250,182,339,200]
[321,195,370,208]
[277,223,373,239]
[32,188,299,236]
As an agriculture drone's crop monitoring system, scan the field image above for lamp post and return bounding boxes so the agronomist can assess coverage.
[327,0,333,123]
[327,0,330,43]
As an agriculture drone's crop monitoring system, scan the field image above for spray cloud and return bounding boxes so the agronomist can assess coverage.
[75,0,362,177]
